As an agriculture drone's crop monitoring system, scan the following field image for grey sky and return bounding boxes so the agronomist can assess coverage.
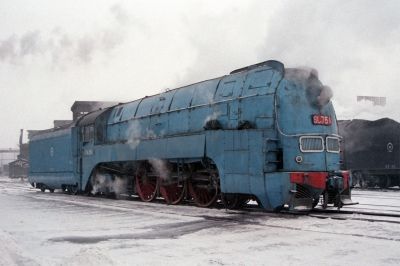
[0,0,399,148]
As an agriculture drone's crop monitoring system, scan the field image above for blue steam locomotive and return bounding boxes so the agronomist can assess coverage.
[28,60,353,211]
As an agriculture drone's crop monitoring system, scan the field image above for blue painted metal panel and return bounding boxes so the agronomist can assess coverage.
[224,151,248,174]
[244,69,271,95]
[150,91,175,114]
[170,85,196,111]
[189,106,213,132]
[224,174,250,193]
[28,172,76,188]
[29,128,75,188]
[248,131,268,196]
[29,130,73,173]
[204,131,226,190]
[224,130,253,176]
[71,126,80,179]
[269,70,284,94]
[214,73,245,102]
[167,110,189,134]
[166,134,205,158]
[211,102,228,128]
[263,172,293,209]
[240,95,275,129]
[136,96,158,117]
[223,131,234,151]
[106,124,119,142]
[228,100,239,128]
[248,131,265,176]
[118,121,129,141]
[137,138,168,159]
[242,67,281,96]
[118,117,149,144]
[191,79,220,106]
[149,115,168,137]
[119,100,140,122]
[213,130,263,194]
[136,116,151,139]
[96,143,137,162]
[326,153,341,171]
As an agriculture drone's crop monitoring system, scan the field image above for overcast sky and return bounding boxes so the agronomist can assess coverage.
[1,0,399,148]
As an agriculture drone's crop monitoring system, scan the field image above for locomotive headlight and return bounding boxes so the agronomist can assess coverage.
[295,155,303,164]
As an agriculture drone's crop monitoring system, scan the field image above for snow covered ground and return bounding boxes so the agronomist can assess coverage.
[1,176,400,266]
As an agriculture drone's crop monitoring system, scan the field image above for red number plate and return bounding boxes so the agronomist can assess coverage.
[312,114,332,125]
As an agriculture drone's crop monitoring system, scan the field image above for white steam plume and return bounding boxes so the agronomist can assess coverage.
[285,68,333,107]
[256,1,400,121]
[204,111,221,125]
[148,158,170,181]
[0,4,133,68]
[126,120,142,149]
[90,172,127,197]
[317,86,333,106]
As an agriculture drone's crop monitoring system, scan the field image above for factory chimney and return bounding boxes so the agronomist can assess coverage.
[19,129,23,147]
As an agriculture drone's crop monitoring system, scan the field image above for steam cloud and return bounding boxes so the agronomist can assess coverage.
[256,0,400,120]
[126,120,161,150]
[204,111,221,125]
[126,120,142,149]
[318,86,333,106]
[91,172,127,197]
[285,68,333,107]
[0,4,132,67]
[176,1,400,121]
[148,158,170,180]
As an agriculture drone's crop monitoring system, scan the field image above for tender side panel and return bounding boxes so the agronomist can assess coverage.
[28,129,75,188]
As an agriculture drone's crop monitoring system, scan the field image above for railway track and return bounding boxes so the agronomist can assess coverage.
[309,208,400,224]
[2,176,400,225]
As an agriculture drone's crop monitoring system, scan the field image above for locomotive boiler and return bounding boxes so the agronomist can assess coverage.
[29,60,353,211]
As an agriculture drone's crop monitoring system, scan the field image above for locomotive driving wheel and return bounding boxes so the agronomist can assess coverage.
[135,165,159,202]
[159,179,186,205]
[188,169,219,207]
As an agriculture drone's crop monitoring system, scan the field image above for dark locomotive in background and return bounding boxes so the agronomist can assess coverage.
[339,118,400,188]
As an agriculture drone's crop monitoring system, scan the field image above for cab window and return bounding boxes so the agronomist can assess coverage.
[82,125,94,142]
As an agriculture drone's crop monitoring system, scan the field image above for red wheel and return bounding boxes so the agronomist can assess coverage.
[188,172,219,207]
[135,168,159,202]
[159,179,186,205]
